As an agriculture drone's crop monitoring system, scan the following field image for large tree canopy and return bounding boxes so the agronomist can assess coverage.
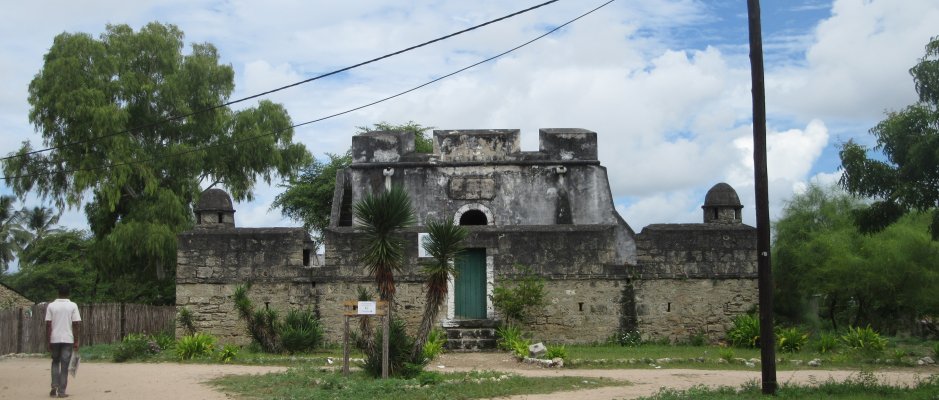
[839,36,939,238]
[2,22,310,303]
[773,184,939,333]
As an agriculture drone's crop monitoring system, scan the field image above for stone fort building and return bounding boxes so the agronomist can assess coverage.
[176,129,757,347]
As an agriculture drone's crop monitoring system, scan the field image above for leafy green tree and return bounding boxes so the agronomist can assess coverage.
[353,185,415,303]
[411,217,467,363]
[772,184,939,332]
[271,152,351,247]
[839,36,939,238]
[1,230,95,303]
[2,22,310,303]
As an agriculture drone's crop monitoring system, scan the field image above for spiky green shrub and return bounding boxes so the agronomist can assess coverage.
[176,332,216,360]
[726,314,761,348]
[545,344,568,360]
[496,324,523,351]
[280,308,324,354]
[933,342,939,358]
[421,328,447,362]
[363,318,423,378]
[812,332,840,354]
[776,327,808,353]
[841,326,887,355]
[216,344,239,363]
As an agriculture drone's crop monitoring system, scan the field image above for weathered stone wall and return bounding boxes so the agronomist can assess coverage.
[175,228,316,343]
[633,279,758,343]
[0,283,33,310]
[635,224,757,279]
[525,280,625,343]
[632,223,759,342]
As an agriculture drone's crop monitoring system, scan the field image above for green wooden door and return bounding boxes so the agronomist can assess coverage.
[455,248,487,319]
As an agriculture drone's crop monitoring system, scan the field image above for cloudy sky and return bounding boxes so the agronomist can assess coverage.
[1,0,937,241]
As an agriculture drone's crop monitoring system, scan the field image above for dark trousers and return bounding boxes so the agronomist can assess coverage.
[50,343,73,393]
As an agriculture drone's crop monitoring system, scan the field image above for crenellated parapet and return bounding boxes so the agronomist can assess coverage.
[350,128,599,164]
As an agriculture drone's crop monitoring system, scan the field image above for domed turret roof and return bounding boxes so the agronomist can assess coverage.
[703,183,742,208]
[195,188,234,212]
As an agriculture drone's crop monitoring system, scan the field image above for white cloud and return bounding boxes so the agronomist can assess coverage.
[769,0,939,122]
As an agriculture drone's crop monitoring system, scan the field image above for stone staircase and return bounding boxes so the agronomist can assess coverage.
[444,319,500,351]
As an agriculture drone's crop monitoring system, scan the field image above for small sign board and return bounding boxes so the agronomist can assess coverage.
[357,301,377,315]
[418,233,430,258]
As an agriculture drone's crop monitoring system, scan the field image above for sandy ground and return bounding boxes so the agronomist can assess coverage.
[0,356,286,400]
[0,353,935,400]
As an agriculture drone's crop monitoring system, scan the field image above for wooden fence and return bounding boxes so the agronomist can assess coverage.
[0,303,176,355]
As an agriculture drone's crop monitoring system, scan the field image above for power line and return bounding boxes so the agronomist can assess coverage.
[1,0,560,163]
[2,0,615,182]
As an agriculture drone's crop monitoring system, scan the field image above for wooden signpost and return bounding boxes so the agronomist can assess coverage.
[342,300,389,378]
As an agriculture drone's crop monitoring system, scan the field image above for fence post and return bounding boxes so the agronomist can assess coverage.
[120,303,126,339]
[16,308,23,354]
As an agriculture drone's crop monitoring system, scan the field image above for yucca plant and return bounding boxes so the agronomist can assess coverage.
[411,216,467,363]
[353,185,415,304]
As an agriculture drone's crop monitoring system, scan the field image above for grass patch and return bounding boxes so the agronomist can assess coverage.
[78,342,361,366]
[212,367,626,400]
[563,341,938,370]
[639,371,939,399]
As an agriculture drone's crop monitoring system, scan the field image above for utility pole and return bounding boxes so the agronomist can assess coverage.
[746,0,777,395]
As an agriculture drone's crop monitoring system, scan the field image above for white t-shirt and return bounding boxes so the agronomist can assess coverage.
[45,299,82,343]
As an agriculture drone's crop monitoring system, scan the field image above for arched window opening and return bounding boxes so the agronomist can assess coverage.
[459,209,488,225]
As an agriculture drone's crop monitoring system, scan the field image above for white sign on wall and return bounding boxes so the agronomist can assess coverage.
[357,301,376,315]
[418,233,431,258]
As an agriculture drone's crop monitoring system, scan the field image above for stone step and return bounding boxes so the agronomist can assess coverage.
[444,325,499,352]
[446,338,498,352]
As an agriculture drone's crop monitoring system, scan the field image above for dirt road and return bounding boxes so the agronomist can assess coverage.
[0,356,285,400]
[1,353,935,400]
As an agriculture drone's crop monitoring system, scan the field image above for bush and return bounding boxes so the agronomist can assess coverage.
[776,327,808,353]
[613,330,643,347]
[496,324,523,352]
[150,331,175,351]
[841,326,887,355]
[510,337,532,359]
[176,332,216,360]
[280,308,324,353]
[545,344,568,360]
[719,348,735,362]
[726,314,760,348]
[216,344,239,363]
[933,342,939,358]
[177,307,196,335]
[363,318,422,378]
[233,284,327,354]
[422,328,447,362]
[812,332,840,354]
[113,333,159,362]
[491,264,546,324]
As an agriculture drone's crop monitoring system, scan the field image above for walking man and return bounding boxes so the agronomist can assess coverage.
[45,286,81,398]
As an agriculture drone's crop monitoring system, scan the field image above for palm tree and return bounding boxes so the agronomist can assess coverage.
[23,206,61,243]
[0,196,27,273]
[411,217,467,363]
[353,185,415,304]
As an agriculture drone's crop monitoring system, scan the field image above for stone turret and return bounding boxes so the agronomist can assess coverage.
[702,183,743,224]
[194,188,235,228]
